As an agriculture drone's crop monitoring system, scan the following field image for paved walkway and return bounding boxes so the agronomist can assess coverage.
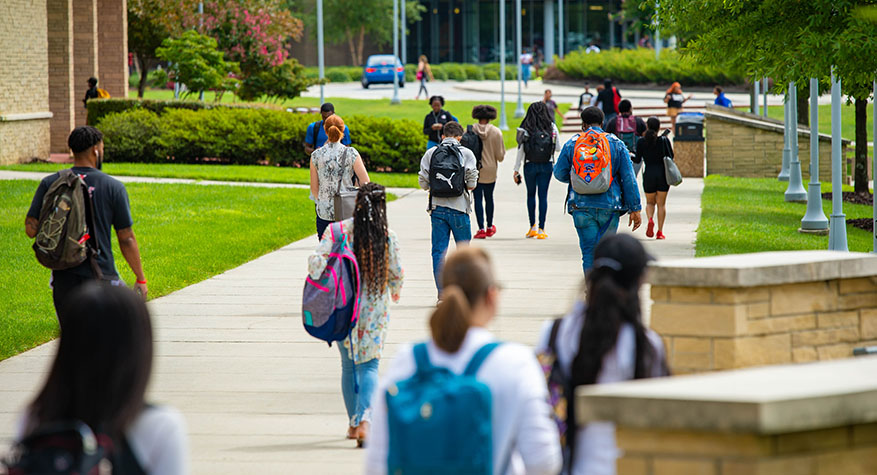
[0,145,702,473]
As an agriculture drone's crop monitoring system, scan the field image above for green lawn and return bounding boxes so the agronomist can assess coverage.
[696,175,874,257]
[0,162,419,188]
[128,88,569,150]
[766,104,873,144]
[0,180,317,360]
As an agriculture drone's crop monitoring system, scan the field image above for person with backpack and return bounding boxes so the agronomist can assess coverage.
[25,126,147,317]
[82,77,108,108]
[465,105,506,240]
[364,247,562,475]
[6,282,188,474]
[535,234,669,475]
[595,79,620,128]
[310,114,370,239]
[423,96,458,150]
[304,103,352,156]
[604,99,647,174]
[307,183,404,448]
[553,106,642,275]
[513,102,558,240]
[419,121,479,298]
[633,117,674,240]
[414,55,434,101]
[664,82,693,132]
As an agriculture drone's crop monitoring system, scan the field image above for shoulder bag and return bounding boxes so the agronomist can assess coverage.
[333,148,360,220]
[662,137,682,186]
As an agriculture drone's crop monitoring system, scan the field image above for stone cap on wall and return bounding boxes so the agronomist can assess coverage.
[647,251,877,288]
[576,355,877,434]
[704,104,852,145]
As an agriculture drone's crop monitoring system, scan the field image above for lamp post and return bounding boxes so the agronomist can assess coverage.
[317,0,325,105]
[654,1,661,60]
[514,0,524,118]
[785,82,807,202]
[401,0,406,65]
[557,0,563,58]
[778,90,791,181]
[198,1,204,101]
[498,0,508,130]
[800,77,829,233]
[828,69,848,251]
[391,0,400,104]
[762,77,768,118]
[753,78,760,115]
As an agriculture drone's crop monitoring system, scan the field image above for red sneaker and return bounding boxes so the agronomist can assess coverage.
[656,231,666,240]
[474,229,488,239]
[486,225,497,237]
[646,219,655,238]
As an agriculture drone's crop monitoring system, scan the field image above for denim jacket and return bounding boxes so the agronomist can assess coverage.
[553,127,642,214]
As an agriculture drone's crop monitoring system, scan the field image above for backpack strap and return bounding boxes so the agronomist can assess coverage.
[413,342,433,374]
[70,170,103,280]
[548,318,562,354]
[310,120,322,147]
[463,341,502,377]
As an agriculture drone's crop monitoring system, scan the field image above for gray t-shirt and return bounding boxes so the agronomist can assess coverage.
[27,167,133,279]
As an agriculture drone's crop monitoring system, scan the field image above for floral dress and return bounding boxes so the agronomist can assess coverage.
[307,218,404,363]
[311,142,359,221]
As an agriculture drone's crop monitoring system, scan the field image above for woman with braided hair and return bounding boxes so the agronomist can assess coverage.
[308,182,404,448]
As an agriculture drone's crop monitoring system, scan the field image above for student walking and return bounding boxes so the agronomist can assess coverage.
[419,121,478,298]
[542,89,562,122]
[423,96,458,150]
[578,84,596,112]
[553,106,642,275]
[10,283,189,474]
[304,103,352,155]
[514,102,559,240]
[365,247,562,475]
[536,234,668,475]
[415,55,434,100]
[26,126,147,316]
[468,105,506,239]
[309,114,370,239]
[521,49,533,87]
[664,82,693,132]
[596,79,620,127]
[308,183,404,448]
[713,86,733,108]
[633,117,673,240]
[605,99,647,158]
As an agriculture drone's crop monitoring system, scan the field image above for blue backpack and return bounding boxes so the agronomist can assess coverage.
[386,342,509,475]
[301,222,361,346]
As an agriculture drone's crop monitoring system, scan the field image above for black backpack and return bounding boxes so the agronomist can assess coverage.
[460,125,484,170]
[428,143,466,210]
[524,129,555,163]
[3,421,145,475]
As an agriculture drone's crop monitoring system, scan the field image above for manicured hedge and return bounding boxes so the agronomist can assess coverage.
[554,48,745,86]
[303,62,517,84]
[87,98,270,127]
[95,107,426,171]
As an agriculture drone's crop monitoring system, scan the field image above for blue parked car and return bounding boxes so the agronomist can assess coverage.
[362,55,404,89]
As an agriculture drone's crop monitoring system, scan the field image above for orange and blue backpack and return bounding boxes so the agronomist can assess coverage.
[570,129,613,195]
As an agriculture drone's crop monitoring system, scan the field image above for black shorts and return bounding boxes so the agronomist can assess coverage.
[642,167,670,193]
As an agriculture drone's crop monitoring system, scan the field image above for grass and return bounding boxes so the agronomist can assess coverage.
[0,180,318,361]
[696,176,874,257]
[128,89,570,150]
[766,104,873,144]
[0,162,419,188]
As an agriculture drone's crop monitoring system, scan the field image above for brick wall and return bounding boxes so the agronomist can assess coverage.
[97,0,128,99]
[673,140,704,178]
[48,0,75,153]
[0,0,51,163]
[73,0,98,127]
[651,277,877,374]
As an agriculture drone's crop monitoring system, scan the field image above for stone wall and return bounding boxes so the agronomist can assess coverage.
[673,140,704,178]
[48,0,75,153]
[0,0,51,164]
[704,105,849,182]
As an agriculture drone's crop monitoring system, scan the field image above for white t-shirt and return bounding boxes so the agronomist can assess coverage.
[535,302,666,475]
[17,405,189,475]
[365,327,562,475]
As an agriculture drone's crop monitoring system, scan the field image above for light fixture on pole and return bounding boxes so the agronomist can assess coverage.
[391,0,400,105]
[753,78,760,115]
[778,89,791,181]
[784,82,807,202]
[317,0,325,105]
[800,77,829,234]
[498,0,508,130]
[514,0,524,118]
[828,68,848,251]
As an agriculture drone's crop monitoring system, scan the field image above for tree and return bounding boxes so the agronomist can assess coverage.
[237,58,315,102]
[156,31,239,100]
[127,0,180,98]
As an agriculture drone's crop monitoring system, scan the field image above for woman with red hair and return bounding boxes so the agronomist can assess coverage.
[663,82,693,132]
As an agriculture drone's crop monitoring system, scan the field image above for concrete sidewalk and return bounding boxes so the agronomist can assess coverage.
[0,147,702,473]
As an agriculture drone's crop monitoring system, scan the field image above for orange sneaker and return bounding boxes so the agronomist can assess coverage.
[536,229,548,240]
[525,226,538,238]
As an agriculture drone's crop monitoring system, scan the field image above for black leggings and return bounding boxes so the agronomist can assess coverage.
[473,182,496,230]
[418,77,428,97]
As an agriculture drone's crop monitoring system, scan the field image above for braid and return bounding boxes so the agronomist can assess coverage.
[353,183,389,295]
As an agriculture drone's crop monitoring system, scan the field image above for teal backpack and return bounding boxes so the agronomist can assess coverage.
[386,342,508,475]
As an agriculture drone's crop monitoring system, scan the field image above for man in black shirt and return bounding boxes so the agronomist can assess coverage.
[596,79,621,127]
[26,126,148,316]
[83,77,99,108]
[423,95,457,149]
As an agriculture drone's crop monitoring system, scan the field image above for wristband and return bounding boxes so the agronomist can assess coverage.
[136,279,147,285]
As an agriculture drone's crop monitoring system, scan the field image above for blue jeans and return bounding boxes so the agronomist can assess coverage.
[573,208,620,276]
[338,344,379,427]
[524,162,552,229]
[430,206,472,293]
[472,182,496,230]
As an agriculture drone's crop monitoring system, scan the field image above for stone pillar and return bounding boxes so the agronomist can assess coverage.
[73,0,98,127]
[0,0,52,163]
[47,0,75,153]
[97,0,128,100]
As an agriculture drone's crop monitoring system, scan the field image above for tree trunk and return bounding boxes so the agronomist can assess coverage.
[136,53,151,98]
[797,82,809,127]
[346,28,357,66]
[356,26,365,67]
[855,96,869,194]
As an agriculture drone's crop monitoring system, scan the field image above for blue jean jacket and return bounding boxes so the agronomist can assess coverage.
[553,127,642,214]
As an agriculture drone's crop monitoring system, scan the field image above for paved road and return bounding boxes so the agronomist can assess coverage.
[0,143,702,473]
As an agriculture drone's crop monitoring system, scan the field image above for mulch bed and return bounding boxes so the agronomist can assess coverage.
[847,218,874,233]
[821,191,873,207]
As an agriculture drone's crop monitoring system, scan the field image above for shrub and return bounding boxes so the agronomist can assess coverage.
[440,63,467,81]
[430,64,449,81]
[326,69,352,83]
[404,64,417,82]
[87,98,272,126]
[347,115,425,172]
[98,109,165,162]
[463,64,485,81]
[482,63,517,80]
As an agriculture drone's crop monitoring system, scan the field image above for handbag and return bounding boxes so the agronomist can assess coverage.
[662,137,682,186]
[333,149,359,220]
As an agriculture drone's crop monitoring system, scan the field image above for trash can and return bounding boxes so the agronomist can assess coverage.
[675,112,704,141]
